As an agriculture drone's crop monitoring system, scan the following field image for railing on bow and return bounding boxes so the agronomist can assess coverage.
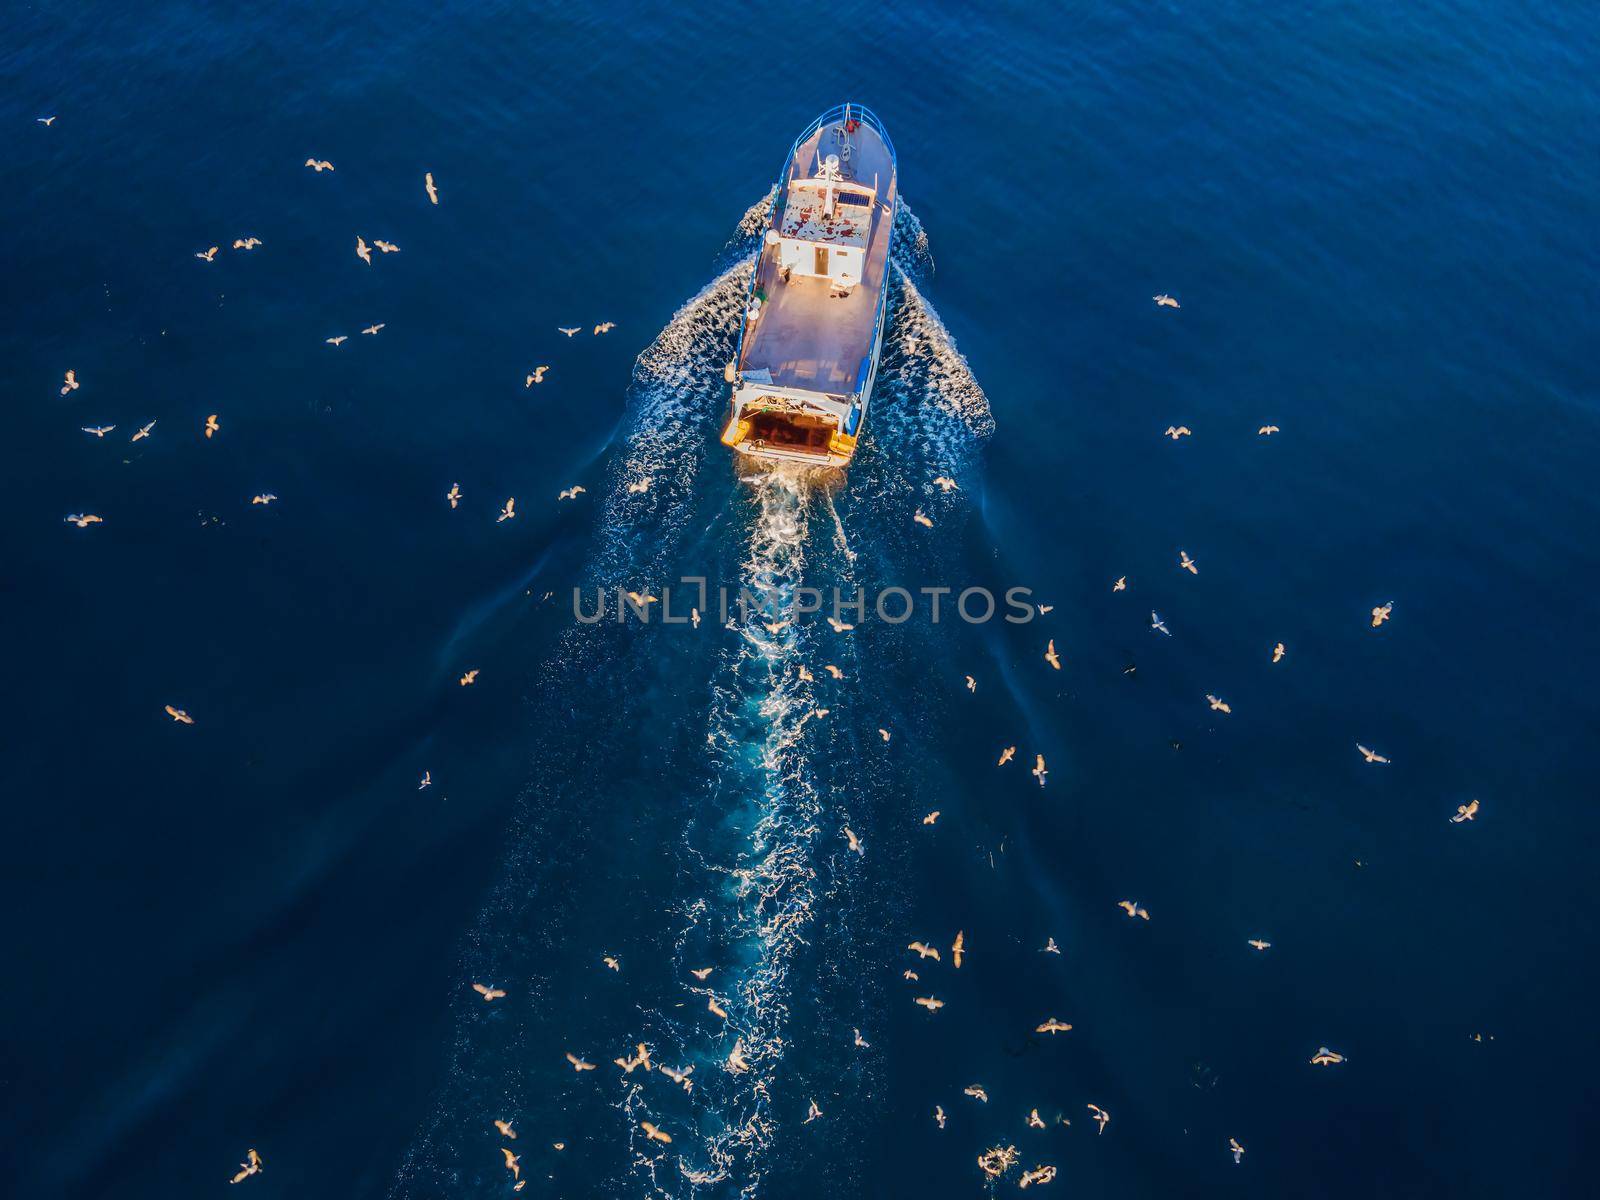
[781,103,896,176]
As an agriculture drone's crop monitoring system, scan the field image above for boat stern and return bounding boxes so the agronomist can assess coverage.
[721,381,860,468]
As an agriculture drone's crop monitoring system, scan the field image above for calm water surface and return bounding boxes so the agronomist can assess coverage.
[2,2,1596,1197]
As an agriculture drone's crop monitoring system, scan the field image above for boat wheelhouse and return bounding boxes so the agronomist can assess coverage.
[722,104,896,468]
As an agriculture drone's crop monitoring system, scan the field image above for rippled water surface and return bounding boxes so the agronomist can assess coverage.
[3,2,1596,1197]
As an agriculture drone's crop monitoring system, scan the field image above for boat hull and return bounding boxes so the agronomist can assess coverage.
[723,105,897,470]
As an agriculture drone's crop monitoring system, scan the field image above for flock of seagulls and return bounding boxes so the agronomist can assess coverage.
[883,294,1487,1183]
[58,153,616,543]
[41,103,1482,1186]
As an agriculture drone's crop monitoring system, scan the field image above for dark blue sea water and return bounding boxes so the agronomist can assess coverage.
[4,2,1597,1197]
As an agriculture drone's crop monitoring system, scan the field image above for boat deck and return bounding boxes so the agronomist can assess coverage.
[740,115,897,395]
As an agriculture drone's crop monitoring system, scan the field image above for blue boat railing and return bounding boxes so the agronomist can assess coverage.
[782,102,896,174]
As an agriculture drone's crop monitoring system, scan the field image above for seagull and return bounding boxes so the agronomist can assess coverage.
[460,669,479,685]
[903,969,918,981]
[497,498,515,522]
[131,421,156,441]
[1206,694,1231,714]
[1087,1103,1111,1133]
[913,509,933,528]
[1032,754,1048,787]
[626,476,653,494]
[1042,937,1060,954]
[708,996,728,1020]
[472,982,505,1001]
[1044,639,1061,670]
[525,366,548,386]
[424,172,438,204]
[326,335,347,346]
[641,1122,672,1145]
[362,323,385,335]
[1035,1018,1073,1034]
[205,414,219,438]
[952,931,965,968]
[603,956,620,971]
[1230,1137,1245,1163]
[373,240,400,254]
[232,237,262,250]
[1027,1109,1047,1129]
[624,590,657,608]
[494,1119,517,1139]
[305,158,334,172]
[501,1147,520,1179]
[690,967,713,980]
[164,705,195,725]
[1020,1166,1056,1188]
[1164,425,1192,439]
[564,1052,595,1071]
[932,475,959,492]
[803,1099,822,1124]
[594,322,615,335]
[356,236,372,264]
[824,664,843,679]
[447,483,461,509]
[1258,425,1280,436]
[251,494,277,505]
[64,514,103,527]
[965,675,976,692]
[922,811,940,825]
[998,746,1015,766]
[60,370,79,395]
[229,1149,263,1184]
[660,1064,694,1091]
[914,996,945,1011]
[196,246,219,262]
[558,486,585,501]
[827,617,854,633]
[879,728,891,742]
[908,941,941,960]
[963,1085,988,1103]
[1356,743,1390,764]
[844,827,863,854]
[1118,900,1150,920]
[1450,799,1480,823]
[1113,576,1126,591]
[1248,939,1271,950]
[1371,602,1393,627]
[726,1038,749,1071]
[38,116,57,126]
[559,326,580,336]
[1179,550,1198,574]
[1310,1046,1346,1066]
[81,425,114,437]
[613,1042,650,1072]
[1153,294,1180,308]
[1150,611,1171,636]
[934,1106,946,1129]
[853,1028,869,1048]
[418,771,432,790]
[1273,642,1286,662]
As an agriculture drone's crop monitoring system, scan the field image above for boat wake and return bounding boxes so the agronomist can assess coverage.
[621,205,994,1197]
[392,195,991,1200]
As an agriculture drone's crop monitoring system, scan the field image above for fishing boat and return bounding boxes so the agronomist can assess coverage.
[722,104,897,468]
